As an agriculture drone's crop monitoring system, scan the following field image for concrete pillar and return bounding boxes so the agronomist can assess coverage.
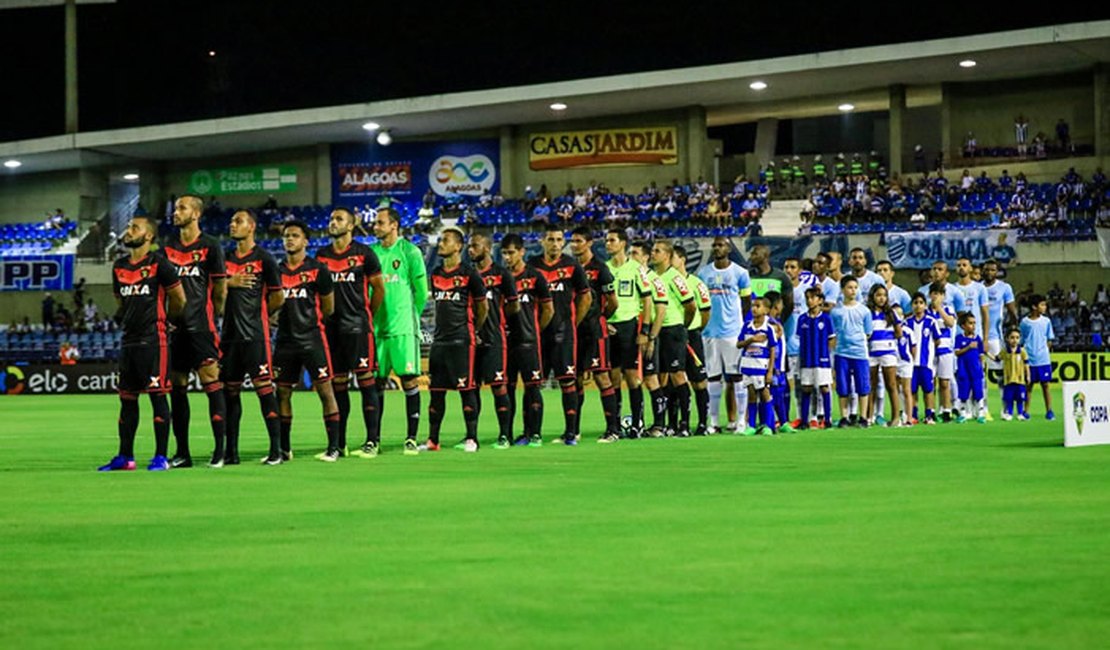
[315,143,331,205]
[499,125,515,196]
[1095,64,1110,161]
[65,0,78,134]
[685,106,708,183]
[940,83,953,171]
[889,84,906,176]
[754,118,779,171]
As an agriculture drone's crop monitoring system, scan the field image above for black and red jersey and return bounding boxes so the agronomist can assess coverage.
[430,263,486,346]
[112,252,181,346]
[475,260,517,349]
[223,245,281,343]
[578,255,616,335]
[162,233,225,333]
[316,241,382,335]
[277,257,334,346]
[508,265,551,348]
[528,253,589,340]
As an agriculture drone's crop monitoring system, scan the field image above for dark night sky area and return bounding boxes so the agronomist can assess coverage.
[2,1,1110,142]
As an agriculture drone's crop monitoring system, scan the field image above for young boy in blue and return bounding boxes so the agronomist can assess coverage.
[1019,295,1056,420]
[737,297,778,435]
[797,287,836,430]
[907,293,942,424]
[954,312,987,423]
[831,276,873,428]
[765,292,794,433]
[928,283,958,423]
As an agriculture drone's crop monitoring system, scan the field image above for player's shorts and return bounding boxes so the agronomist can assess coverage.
[912,367,935,394]
[577,324,611,373]
[476,344,507,386]
[118,342,170,394]
[429,342,475,391]
[702,336,741,381]
[376,334,421,378]
[897,360,914,380]
[835,356,871,397]
[658,325,688,373]
[957,370,985,401]
[507,344,544,386]
[740,373,769,390]
[170,328,220,373]
[787,355,800,381]
[219,339,272,385]
[800,366,833,388]
[868,353,898,369]
[274,338,333,386]
[986,338,1002,369]
[609,320,640,371]
[935,352,955,380]
[328,327,377,376]
[541,326,577,381]
[1030,363,1052,384]
[684,330,708,383]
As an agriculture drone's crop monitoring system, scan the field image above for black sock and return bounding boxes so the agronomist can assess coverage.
[405,386,421,440]
[667,385,680,430]
[462,389,479,441]
[506,382,517,433]
[695,386,709,429]
[280,416,292,454]
[333,383,350,450]
[600,386,619,433]
[324,412,340,452]
[376,379,388,426]
[118,395,139,457]
[677,384,691,429]
[225,389,242,458]
[576,388,585,433]
[359,381,380,445]
[150,393,171,457]
[650,388,666,427]
[203,381,227,460]
[629,385,644,429]
[524,384,543,437]
[493,387,511,440]
[258,388,281,457]
[428,391,446,444]
[170,385,190,458]
[613,380,623,418]
[561,385,579,436]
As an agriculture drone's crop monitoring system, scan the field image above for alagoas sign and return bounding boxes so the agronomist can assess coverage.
[528,127,679,170]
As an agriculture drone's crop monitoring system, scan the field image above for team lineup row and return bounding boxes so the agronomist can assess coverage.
[96,194,1054,472]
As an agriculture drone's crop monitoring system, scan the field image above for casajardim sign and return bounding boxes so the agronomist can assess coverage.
[528,127,678,170]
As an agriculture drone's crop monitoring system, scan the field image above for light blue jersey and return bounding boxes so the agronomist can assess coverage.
[983,279,1015,342]
[955,280,989,338]
[1020,315,1055,367]
[819,276,840,306]
[850,269,884,301]
[917,282,967,314]
[886,283,913,315]
[698,262,751,339]
[831,302,873,360]
[786,281,808,356]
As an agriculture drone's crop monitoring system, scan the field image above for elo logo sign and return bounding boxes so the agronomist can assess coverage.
[1,255,74,291]
[428,155,496,197]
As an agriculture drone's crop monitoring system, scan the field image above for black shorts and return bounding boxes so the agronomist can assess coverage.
[327,327,377,377]
[684,329,708,383]
[273,337,333,386]
[541,325,577,381]
[429,342,475,391]
[475,344,507,386]
[507,344,544,386]
[658,325,688,373]
[119,342,170,394]
[609,320,640,371]
[577,324,610,373]
[170,328,221,373]
[220,339,272,386]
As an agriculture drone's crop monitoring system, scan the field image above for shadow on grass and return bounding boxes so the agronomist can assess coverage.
[997,439,1064,448]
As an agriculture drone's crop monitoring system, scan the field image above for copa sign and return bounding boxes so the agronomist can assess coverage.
[1063,381,1110,447]
[0,254,75,291]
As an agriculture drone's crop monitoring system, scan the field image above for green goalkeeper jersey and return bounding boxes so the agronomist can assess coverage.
[370,237,428,338]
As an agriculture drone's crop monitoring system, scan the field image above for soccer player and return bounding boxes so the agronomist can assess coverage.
[796,287,835,430]
[605,229,652,438]
[530,224,591,445]
[466,233,519,449]
[736,297,777,435]
[893,304,915,426]
[907,293,942,424]
[955,257,991,418]
[222,209,285,465]
[98,215,186,472]
[749,244,794,314]
[981,259,1018,403]
[674,245,713,436]
[846,247,884,299]
[764,291,793,433]
[876,260,912,315]
[632,240,669,436]
[317,207,385,458]
[164,195,228,468]
[831,276,873,428]
[917,260,967,316]
[501,233,553,446]
[928,283,958,422]
[568,226,621,442]
[1020,295,1056,420]
[697,236,751,433]
[783,257,813,426]
[646,240,696,437]
[426,227,488,452]
[811,253,840,310]
[953,313,987,423]
[370,207,427,454]
[866,284,902,426]
[274,220,342,462]
[998,328,1030,420]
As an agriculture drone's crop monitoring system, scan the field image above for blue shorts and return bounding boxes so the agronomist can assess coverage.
[1030,364,1052,384]
[912,367,935,394]
[835,356,871,398]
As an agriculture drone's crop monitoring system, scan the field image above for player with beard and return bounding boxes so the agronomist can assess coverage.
[632,240,669,435]
[673,245,713,436]
[317,207,385,457]
[604,229,653,438]
[697,237,751,432]
[98,215,186,472]
[222,209,285,464]
[646,240,697,437]
[274,220,342,461]
[466,233,520,449]
[500,234,553,446]
[568,226,620,442]
[164,195,228,468]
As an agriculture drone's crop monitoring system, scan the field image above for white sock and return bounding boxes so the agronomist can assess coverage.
[874,381,886,420]
[734,381,748,427]
[815,390,824,418]
[708,380,723,428]
[849,393,859,417]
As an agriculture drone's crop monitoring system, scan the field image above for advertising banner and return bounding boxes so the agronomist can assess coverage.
[528,126,678,170]
[331,140,499,203]
[884,229,1018,269]
[188,166,298,195]
[0,254,74,291]
[1063,381,1110,448]
[0,363,318,395]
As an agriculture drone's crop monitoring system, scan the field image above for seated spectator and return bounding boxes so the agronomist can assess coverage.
[1095,284,1108,306]
[910,211,927,229]
[531,197,552,224]
[739,193,762,221]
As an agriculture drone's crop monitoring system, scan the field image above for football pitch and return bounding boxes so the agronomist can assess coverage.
[2,388,1109,649]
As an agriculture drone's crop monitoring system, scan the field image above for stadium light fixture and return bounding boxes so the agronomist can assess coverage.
[376,130,393,146]
[361,121,380,132]
[550,102,568,111]
[959,59,977,68]
[3,159,22,169]
[208,50,216,57]
[838,103,855,112]
[749,81,768,91]
[123,173,139,181]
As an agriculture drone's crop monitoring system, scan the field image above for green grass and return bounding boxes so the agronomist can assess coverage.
[2,388,1109,649]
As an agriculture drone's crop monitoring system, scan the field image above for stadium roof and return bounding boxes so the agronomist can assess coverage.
[3,20,1109,174]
